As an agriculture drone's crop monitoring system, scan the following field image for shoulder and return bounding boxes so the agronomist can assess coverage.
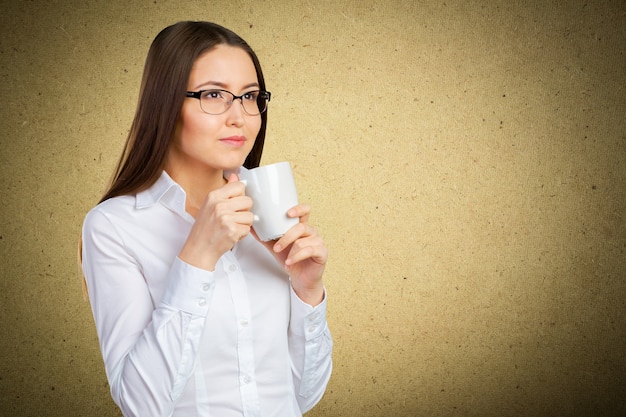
[83,195,136,233]
[88,194,136,217]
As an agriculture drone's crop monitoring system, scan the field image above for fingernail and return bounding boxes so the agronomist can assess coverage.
[274,244,282,252]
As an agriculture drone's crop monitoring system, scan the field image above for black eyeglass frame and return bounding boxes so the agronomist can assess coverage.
[185,89,272,115]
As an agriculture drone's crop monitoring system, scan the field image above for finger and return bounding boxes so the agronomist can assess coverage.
[287,204,311,223]
[273,222,315,253]
[274,205,313,252]
[219,210,253,234]
[212,199,254,231]
[225,210,254,226]
[229,195,253,212]
[285,236,328,267]
[210,177,246,202]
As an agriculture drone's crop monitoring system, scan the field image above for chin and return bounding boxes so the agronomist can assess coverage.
[221,157,249,171]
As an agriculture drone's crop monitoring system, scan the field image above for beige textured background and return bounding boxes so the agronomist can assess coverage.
[1,0,625,416]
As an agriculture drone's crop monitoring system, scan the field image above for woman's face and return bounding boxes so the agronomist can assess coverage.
[170,44,262,175]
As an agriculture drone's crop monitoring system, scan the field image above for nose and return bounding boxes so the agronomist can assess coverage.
[225,98,245,126]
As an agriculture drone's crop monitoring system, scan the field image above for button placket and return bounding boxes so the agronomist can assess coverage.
[223,253,261,414]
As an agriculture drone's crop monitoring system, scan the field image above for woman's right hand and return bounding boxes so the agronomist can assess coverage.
[178,173,253,271]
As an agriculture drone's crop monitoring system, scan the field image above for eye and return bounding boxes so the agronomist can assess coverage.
[201,90,225,100]
[242,91,259,101]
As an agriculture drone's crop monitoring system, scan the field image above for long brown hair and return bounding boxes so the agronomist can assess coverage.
[101,21,268,203]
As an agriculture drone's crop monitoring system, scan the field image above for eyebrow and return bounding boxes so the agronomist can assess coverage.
[193,81,260,91]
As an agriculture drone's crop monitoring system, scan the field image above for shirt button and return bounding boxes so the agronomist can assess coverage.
[240,319,249,327]
[228,264,238,272]
[201,283,211,292]
[198,299,207,307]
[242,375,251,384]
[308,325,317,333]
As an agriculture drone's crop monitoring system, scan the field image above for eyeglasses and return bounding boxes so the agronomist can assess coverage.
[186,89,271,115]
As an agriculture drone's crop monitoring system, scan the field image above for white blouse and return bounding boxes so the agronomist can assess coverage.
[81,170,332,417]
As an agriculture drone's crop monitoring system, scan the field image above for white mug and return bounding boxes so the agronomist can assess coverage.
[239,162,299,241]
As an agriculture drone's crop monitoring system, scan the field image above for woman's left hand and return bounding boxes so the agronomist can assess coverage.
[253,204,327,306]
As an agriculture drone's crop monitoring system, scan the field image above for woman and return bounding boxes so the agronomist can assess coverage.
[81,21,332,417]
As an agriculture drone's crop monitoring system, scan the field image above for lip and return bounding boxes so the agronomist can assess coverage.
[220,135,246,148]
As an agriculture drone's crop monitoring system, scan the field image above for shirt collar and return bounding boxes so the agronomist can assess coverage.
[135,168,249,216]
[136,171,187,216]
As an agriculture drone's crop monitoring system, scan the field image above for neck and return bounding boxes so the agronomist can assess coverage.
[164,162,227,217]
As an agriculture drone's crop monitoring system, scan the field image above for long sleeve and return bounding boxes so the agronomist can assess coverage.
[82,208,214,417]
[288,288,333,413]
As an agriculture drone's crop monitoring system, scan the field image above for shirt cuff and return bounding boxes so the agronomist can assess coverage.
[289,286,327,339]
[159,257,216,316]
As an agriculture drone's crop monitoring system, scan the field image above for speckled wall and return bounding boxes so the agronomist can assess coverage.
[1,1,625,416]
